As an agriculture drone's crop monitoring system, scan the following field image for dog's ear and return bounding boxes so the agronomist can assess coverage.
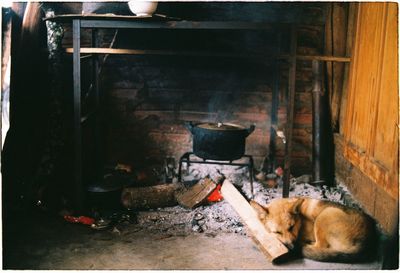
[290,198,304,214]
[250,200,268,220]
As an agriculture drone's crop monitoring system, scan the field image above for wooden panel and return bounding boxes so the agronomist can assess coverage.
[372,3,398,168]
[343,3,398,199]
[345,3,386,149]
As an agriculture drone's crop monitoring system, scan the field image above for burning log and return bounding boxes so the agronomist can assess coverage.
[221,180,289,263]
[175,177,218,209]
[121,184,178,210]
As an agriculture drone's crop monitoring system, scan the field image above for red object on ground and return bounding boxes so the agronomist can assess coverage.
[275,167,284,177]
[64,215,95,225]
[207,184,223,202]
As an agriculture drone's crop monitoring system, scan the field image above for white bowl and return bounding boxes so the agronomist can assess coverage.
[128,1,158,16]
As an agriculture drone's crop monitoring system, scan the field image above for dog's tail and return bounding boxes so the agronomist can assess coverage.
[301,245,364,263]
[302,215,379,263]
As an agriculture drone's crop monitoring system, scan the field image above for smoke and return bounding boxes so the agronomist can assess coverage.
[208,91,234,123]
[207,73,242,123]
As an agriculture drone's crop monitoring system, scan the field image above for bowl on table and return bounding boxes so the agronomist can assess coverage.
[128,1,158,17]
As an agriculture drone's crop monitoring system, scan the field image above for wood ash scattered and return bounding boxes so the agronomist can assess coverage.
[133,199,245,236]
[119,164,362,237]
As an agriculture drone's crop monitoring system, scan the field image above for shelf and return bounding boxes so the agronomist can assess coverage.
[65,48,351,62]
[45,14,292,30]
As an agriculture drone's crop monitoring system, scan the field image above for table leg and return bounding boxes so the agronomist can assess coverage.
[282,25,297,198]
[73,19,83,211]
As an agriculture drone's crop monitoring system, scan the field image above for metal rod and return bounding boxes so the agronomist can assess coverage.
[180,160,251,167]
[312,60,323,184]
[92,29,100,110]
[248,156,255,199]
[92,28,102,184]
[80,20,283,30]
[73,19,83,211]
[45,15,327,30]
[282,25,298,198]
[268,32,281,173]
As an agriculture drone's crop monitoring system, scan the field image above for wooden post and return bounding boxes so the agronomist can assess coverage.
[282,25,297,198]
[221,180,288,263]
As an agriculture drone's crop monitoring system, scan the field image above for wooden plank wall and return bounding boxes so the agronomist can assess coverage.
[337,2,398,234]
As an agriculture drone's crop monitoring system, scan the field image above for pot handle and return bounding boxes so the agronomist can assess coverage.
[184,121,195,133]
[246,124,256,136]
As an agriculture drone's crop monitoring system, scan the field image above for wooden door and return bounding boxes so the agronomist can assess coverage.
[343,3,398,199]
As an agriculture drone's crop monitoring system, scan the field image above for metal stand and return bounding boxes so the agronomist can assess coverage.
[178,152,254,198]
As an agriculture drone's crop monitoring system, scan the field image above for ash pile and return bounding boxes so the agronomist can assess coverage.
[127,163,361,237]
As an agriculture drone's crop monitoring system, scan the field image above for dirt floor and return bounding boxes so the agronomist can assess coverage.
[2,166,387,270]
[3,211,382,270]
[3,201,383,270]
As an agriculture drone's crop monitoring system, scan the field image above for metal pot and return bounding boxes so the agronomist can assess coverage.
[185,121,255,161]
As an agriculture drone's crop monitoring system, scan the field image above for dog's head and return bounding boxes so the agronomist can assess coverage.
[250,198,304,249]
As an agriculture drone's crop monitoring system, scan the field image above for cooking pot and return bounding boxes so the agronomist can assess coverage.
[185,121,255,161]
[87,172,135,210]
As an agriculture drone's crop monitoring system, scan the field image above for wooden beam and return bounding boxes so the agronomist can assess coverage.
[292,55,350,62]
[221,180,288,263]
[64,48,351,62]
[65,47,254,57]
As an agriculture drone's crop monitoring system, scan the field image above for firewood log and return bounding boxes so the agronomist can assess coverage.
[121,184,178,210]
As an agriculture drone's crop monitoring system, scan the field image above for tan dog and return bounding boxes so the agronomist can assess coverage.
[250,198,377,262]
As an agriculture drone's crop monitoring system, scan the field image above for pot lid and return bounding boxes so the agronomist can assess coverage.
[197,122,245,130]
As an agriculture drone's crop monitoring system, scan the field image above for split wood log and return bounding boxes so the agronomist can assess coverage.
[221,180,289,263]
[121,184,178,210]
[175,178,217,209]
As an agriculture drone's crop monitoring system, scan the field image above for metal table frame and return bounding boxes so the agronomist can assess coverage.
[45,15,312,211]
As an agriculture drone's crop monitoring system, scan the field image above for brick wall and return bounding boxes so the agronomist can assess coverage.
[59,2,326,174]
